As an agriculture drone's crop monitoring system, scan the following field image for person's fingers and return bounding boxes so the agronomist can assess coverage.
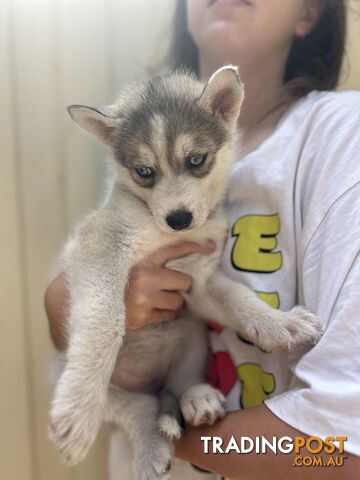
[129,257,194,293]
[45,273,69,350]
[151,240,216,266]
[153,268,192,292]
[130,266,192,292]
[150,291,184,311]
[147,309,178,324]
[126,309,177,330]
[127,287,184,311]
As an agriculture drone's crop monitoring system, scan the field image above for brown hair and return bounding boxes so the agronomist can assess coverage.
[165,0,347,97]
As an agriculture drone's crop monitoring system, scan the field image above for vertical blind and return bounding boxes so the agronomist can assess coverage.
[1,1,172,479]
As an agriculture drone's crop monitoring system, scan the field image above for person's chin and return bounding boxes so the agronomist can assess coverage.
[201,23,248,52]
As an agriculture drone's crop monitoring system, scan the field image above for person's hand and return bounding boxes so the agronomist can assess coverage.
[125,240,215,330]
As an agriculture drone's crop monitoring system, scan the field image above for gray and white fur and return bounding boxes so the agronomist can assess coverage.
[48,66,321,479]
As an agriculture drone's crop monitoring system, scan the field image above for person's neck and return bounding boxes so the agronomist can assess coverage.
[199,51,294,158]
[199,50,292,134]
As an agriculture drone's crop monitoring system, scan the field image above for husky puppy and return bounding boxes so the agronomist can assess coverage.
[49,66,321,479]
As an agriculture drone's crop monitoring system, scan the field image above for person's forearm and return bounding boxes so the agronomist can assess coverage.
[44,273,68,350]
[174,404,358,480]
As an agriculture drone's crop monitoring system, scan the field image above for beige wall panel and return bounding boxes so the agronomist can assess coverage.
[344,3,360,90]
[9,0,69,477]
[107,0,175,94]
[10,0,110,478]
[0,1,35,479]
[59,0,111,227]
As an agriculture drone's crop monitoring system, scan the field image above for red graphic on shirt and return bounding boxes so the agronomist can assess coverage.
[207,320,225,334]
[207,321,237,396]
[207,351,237,397]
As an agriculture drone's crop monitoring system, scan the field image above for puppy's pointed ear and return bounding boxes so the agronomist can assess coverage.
[67,105,121,145]
[198,66,244,127]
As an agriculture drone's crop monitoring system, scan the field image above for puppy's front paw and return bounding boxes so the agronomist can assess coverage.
[48,379,104,466]
[281,306,322,349]
[247,306,322,352]
[180,384,225,427]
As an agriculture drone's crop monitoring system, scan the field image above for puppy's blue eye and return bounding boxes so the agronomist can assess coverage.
[187,154,207,169]
[135,165,154,178]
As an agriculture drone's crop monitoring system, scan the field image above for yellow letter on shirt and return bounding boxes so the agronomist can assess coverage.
[231,214,282,273]
[237,364,275,409]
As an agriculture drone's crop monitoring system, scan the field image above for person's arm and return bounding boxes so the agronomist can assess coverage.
[174,405,360,480]
[45,272,69,350]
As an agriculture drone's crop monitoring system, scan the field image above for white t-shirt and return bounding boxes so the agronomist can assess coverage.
[108,90,360,480]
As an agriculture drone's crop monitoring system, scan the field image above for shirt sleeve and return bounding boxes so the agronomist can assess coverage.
[265,183,360,456]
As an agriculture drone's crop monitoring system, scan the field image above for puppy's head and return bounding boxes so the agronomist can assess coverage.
[68,66,244,233]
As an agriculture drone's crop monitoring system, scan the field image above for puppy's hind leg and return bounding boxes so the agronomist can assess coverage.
[105,386,173,480]
[158,389,183,441]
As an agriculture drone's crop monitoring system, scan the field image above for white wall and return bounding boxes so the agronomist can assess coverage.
[0,2,359,479]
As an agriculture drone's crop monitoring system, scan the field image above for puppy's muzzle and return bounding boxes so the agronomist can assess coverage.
[166,209,193,231]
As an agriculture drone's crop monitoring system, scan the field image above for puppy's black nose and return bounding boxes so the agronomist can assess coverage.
[166,209,193,230]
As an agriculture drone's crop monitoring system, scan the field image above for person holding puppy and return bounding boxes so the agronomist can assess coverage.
[46,0,360,478]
